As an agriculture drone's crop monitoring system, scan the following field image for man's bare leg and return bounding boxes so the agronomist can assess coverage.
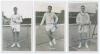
[47,31,53,46]
[11,31,16,47]
[16,32,21,48]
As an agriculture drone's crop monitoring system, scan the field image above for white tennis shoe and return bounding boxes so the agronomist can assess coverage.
[78,42,82,48]
[16,43,21,48]
[49,41,53,47]
[11,43,16,47]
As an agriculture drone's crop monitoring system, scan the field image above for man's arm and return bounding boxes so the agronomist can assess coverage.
[76,13,83,31]
[21,16,23,23]
[2,11,10,20]
[40,13,46,25]
[87,13,91,24]
[54,13,58,24]
[76,13,81,25]
[84,13,91,25]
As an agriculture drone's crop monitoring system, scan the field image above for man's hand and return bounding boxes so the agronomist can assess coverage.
[2,11,9,20]
[2,11,5,17]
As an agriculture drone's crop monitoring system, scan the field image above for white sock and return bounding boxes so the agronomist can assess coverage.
[52,38,56,45]
[85,42,89,48]
[78,42,82,48]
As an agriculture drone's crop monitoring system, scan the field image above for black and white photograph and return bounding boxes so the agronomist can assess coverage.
[69,2,98,51]
[2,1,32,51]
[35,1,65,51]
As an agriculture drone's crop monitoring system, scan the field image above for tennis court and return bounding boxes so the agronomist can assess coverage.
[69,24,97,51]
[36,24,64,51]
[3,24,31,51]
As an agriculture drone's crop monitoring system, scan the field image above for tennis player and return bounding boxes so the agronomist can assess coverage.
[76,5,91,48]
[40,5,58,48]
[2,7,23,48]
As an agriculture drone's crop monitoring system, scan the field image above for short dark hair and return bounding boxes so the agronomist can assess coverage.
[14,7,17,10]
[48,5,52,8]
[81,5,85,8]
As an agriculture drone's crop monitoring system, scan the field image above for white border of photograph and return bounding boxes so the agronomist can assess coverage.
[0,0,99,54]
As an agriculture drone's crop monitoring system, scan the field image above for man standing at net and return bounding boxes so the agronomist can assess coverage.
[76,5,91,48]
[2,7,23,48]
[40,5,58,49]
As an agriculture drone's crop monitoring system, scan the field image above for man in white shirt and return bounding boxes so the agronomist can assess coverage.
[2,7,23,48]
[40,5,58,48]
[76,5,91,48]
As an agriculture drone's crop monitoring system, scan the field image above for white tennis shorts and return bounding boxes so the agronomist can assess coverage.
[45,24,57,32]
[11,25,20,32]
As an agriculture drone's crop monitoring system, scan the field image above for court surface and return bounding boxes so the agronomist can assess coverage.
[3,25,31,51]
[36,24,64,51]
[69,24,97,51]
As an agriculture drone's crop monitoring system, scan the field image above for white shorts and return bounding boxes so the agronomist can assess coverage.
[45,24,57,32]
[11,25,20,32]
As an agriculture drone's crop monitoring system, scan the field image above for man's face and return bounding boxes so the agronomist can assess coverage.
[81,6,85,12]
[48,6,52,12]
[14,7,17,14]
